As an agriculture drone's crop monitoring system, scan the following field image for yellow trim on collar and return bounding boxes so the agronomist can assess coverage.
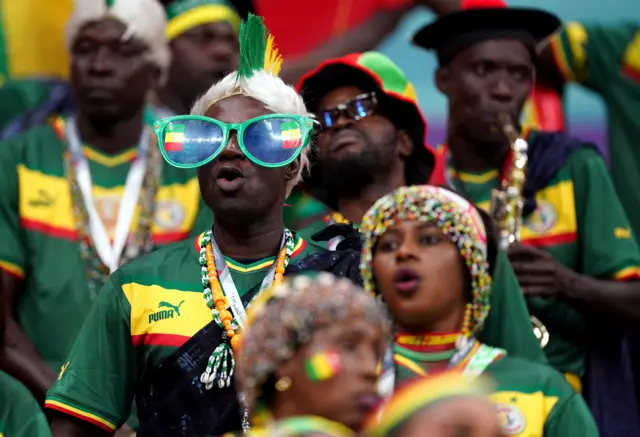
[167,4,241,40]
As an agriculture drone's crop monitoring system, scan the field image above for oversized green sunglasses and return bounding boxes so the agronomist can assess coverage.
[153,114,315,169]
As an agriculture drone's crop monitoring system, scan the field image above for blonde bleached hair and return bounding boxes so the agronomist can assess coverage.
[65,0,171,81]
[191,70,312,196]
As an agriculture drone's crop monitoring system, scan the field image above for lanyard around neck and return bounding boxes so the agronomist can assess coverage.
[66,117,149,273]
[210,232,286,329]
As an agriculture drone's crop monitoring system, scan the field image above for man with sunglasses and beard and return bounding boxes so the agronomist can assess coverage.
[290,52,545,365]
[414,0,640,434]
[46,14,324,437]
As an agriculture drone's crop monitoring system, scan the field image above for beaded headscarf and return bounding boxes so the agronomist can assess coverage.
[359,185,491,339]
[236,273,390,416]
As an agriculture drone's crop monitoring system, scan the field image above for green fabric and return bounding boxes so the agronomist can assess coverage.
[284,187,331,230]
[0,370,51,437]
[395,354,597,437]
[45,234,323,429]
[450,138,640,376]
[355,52,410,98]
[556,22,640,246]
[0,122,212,375]
[165,0,235,20]
[0,80,54,132]
[297,212,547,365]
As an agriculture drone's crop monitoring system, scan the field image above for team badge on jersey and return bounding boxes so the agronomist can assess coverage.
[154,200,186,230]
[524,200,557,234]
[497,403,526,435]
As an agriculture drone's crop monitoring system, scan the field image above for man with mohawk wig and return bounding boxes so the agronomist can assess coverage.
[47,13,324,437]
[0,0,211,433]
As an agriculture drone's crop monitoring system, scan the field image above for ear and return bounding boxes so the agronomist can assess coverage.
[397,130,413,158]
[435,66,451,96]
[284,157,302,183]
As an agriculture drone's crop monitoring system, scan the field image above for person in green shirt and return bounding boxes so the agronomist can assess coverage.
[289,51,545,365]
[413,0,640,432]
[0,301,51,437]
[0,0,211,434]
[0,0,242,139]
[359,184,598,437]
[45,13,324,436]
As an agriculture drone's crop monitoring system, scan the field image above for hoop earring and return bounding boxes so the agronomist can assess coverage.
[275,377,292,392]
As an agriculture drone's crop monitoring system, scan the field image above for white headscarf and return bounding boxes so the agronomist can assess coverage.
[65,0,171,76]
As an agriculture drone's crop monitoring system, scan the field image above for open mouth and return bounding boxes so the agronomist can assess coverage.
[393,268,421,296]
[215,166,245,192]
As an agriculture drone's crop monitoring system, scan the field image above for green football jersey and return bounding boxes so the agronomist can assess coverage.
[0,79,54,133]
[447,139,640,377]
[0,370,51,437]
[394,351,598,437]
[0,116,212,375]
[550,22,640,243]
[297,211,546,365]
[44,232,323,432]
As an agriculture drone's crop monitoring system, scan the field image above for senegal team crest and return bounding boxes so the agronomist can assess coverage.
[154,200,185,230]
[524,200,557,234]
[497,403,526,435]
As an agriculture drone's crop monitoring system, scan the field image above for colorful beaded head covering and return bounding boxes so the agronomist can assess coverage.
[359,184,491,339]
[236,273,390,417]
[363,373,494,437]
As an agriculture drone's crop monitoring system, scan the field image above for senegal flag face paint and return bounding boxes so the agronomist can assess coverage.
[154,114,315,169]
[305,350,342,382]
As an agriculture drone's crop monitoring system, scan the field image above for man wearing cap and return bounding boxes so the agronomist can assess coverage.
[153,0,240,117]
[0,0,241,140]
[0,0,211,430]
[291,51,546,365]
[413,0,640,432]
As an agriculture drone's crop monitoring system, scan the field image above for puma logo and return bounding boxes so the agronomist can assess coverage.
[148,300,185,324]
[28,189,55,207]
[159,300,185,316]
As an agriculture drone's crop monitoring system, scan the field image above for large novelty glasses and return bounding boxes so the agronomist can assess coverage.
[317,92,378,129]
[154,114,314,168]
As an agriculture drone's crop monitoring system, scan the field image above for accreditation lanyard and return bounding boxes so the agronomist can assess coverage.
[210,233,286,328]
[67,118,149,273]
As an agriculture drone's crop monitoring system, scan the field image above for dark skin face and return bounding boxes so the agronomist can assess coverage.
[272,316,385,432]
[315,85,412,200]
[70,19,160,124]
[197,95,300,228]
[373,221,468,333]
[436,39,534,156]
[397,397,502,437]
[165,22,239,111]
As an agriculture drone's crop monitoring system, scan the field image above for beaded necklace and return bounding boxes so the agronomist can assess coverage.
[198,229,295,390]
[66,124,162,298]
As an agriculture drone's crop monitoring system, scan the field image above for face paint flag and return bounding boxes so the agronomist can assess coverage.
[280,121,302,149]
[164,123,185,151]
[305,350,342,382]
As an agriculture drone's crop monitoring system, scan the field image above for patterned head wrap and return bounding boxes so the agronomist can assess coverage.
[65,0,170,75]
[236,273,390,415]
[363,373,494,437]
[359,184,491,338]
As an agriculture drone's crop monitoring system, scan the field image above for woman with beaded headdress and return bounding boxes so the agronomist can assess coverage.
[230,273,389,436]
[359,185,598,437]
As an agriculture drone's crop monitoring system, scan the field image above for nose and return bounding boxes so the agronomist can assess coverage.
[489,72,514,103]
[89,47,115,74]
[358,348,381,383]
[218,131,245,160]
[330,109,354,130]
[395,238,418,262]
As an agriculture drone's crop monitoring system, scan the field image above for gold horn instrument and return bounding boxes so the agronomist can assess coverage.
[490,114,550,349]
